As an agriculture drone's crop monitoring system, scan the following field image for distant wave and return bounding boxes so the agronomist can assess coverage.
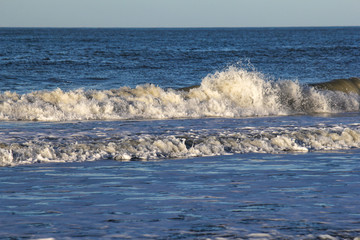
[309,77,360,94]
[0,66,359,121]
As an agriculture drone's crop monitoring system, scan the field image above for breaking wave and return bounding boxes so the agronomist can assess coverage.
[1,124,360,166]
[0,66,359,121]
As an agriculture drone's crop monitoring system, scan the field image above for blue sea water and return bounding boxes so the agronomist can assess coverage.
[0,27,360,239]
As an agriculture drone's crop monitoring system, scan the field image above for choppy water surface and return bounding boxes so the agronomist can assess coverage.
[1,151,360,239]
[1,27,360,166]
[1,113,360,166]
[1,27,360,239]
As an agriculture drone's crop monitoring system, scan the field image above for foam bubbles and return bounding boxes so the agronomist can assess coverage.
[0,67,359,121]
[1,124,360,167]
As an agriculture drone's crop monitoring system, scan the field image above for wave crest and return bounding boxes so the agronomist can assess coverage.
[0,67,359,121]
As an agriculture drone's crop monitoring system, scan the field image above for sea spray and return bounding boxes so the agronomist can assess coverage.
[0,66,359,121]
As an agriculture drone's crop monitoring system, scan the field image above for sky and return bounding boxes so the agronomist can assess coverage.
[0,0,359,28]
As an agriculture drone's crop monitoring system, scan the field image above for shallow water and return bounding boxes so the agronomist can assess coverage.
[1,152,360,239]
[1,113,360,166]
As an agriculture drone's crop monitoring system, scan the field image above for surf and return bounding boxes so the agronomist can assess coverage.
[0,66,359,121]
[1,122,360,166]
[181,77,360,95]
[309,77,360,94]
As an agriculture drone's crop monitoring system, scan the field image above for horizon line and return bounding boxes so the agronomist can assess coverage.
[0,25,359,29]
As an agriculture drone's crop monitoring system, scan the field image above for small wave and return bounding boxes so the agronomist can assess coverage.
[309,77,360,95]
[1,125,360,166]
[0,66,359,121]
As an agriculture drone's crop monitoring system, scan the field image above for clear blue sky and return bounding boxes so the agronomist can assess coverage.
[0,0,359,28]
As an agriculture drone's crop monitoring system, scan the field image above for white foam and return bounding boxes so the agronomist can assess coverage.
[1,125,360,166]
[0,66,358,121]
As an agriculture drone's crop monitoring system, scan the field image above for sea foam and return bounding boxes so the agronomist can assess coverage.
[1,124,360,166]
[0,66,359,121]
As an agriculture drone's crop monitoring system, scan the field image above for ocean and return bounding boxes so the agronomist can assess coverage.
[0,27,360,239]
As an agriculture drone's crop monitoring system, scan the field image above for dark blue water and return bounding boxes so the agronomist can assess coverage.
[1,152,360,239]
[1,27,360,239]
[1,27,359,93]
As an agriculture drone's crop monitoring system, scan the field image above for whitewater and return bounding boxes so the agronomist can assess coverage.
[1,67,359,122]
[1,27,360,239]
[1,67,360,166]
